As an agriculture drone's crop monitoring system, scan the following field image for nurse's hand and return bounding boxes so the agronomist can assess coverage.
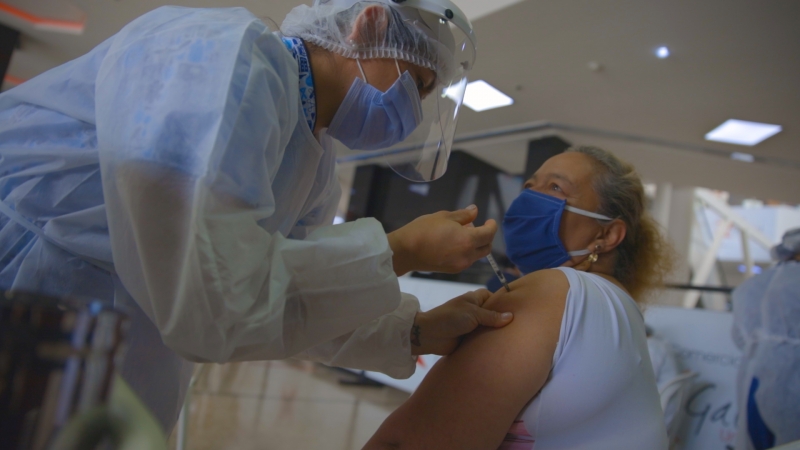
[410,289,514,356]
[388,205,497,276]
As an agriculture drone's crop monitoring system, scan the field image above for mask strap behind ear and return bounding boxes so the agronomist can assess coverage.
[564,205,613,221]
[356,59,367,82]
[394,59,402,77]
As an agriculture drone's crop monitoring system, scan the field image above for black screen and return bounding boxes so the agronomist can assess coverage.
[0,24,19,88]
[348,151,523,284]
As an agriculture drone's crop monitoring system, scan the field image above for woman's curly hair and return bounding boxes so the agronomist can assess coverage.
[567,146,675,301]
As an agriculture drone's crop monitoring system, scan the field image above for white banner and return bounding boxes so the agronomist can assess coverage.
[646,306,742,450]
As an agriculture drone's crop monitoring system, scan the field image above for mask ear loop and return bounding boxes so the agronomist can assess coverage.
[564,205,614,221]
[357,59,403,83]
[356,59,367,82]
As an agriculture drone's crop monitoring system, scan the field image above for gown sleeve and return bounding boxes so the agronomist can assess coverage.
[94,6,416,377]
[294,293,420,379]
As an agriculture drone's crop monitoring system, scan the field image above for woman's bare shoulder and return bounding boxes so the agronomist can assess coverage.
[484,268,570,315]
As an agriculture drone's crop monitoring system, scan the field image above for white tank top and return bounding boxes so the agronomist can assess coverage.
[500,268,668,450]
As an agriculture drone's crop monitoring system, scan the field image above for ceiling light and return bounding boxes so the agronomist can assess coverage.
[705,119,782,146]
[448,80,514,112]
[738,264,762,274]
[656,46,670,59]
[731,152,755,163]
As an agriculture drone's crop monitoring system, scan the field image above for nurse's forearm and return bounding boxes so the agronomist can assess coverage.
[115,162,196,307]
[293,294,419,379]
[387,231,413,276]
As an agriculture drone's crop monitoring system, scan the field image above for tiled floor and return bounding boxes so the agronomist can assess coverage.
[167,361,410,450]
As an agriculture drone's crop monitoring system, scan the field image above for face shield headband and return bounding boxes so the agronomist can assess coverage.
[284,0,476,181]
[382,2,474,181]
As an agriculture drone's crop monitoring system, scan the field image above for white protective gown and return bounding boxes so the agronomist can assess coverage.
[0,6,419,431]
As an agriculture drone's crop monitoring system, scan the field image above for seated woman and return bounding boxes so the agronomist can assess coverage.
[364,146,673,450]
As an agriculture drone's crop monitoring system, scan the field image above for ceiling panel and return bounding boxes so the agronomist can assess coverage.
[459,0,799,165]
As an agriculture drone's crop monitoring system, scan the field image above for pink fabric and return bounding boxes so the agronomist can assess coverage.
[498,420,535,450]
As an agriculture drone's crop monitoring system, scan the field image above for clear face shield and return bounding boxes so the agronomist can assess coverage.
[384,1,476,182]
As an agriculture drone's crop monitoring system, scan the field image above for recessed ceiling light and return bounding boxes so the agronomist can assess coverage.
[705,119,782,146]
[447,80,514,112]
[731,152,755,163]
[656,46,670,58]
[738,264,762,274]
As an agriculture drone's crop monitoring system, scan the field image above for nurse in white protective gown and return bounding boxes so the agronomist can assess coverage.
[0,0,512,432]
[732,228,800,450]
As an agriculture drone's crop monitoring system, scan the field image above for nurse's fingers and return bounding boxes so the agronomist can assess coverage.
[459,290,514,327]
[466,290,514,328]
[472,304,514,328]
[467,219,497,248]
[448,204,479,226]
[461,289,492,306]
[474,243,492,260]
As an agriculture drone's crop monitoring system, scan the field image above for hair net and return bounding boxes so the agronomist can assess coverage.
[771,227,800,261]
[281,0,456,83]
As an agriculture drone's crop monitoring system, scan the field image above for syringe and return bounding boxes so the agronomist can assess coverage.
[486,254,511,292]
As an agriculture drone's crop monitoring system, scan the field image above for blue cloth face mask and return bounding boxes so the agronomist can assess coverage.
[502,189,613,274]
[327,60,423,150]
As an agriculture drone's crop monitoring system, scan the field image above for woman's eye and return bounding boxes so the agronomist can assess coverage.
[550,184,562,192]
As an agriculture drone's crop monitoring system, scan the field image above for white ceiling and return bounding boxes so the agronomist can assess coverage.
[3,0,799,202]
[451,0,800,203]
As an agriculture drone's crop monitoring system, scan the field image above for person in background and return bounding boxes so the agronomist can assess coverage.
[732,228,800,450]
[646,326,689,444]
[364,146,674,450]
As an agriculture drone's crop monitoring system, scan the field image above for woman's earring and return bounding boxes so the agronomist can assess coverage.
[587,244,601,264]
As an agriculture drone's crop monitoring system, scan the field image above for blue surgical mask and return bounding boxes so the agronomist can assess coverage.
[502,189,613,274]
[326,60,423,150]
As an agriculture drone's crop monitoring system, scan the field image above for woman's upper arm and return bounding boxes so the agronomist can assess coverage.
[365,269,569,450]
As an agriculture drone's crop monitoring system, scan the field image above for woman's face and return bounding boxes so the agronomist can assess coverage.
[523,152,606,263]
[356,58,437,100]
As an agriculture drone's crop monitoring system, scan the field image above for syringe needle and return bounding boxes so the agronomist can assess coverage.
[486,254,511,292]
